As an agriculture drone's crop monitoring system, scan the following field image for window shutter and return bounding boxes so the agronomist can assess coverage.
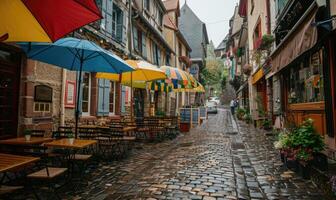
[97,79,105,116]
[133,26,138,51]
[105,0,113,34]
[142,32,147,58]
[121,86,126,113]
[116,9,123,42]
[100,0,107,30]
[103,79,110,115]
[157,48,161,66]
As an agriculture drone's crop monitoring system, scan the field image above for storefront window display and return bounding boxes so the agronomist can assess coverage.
[288,48,324,104]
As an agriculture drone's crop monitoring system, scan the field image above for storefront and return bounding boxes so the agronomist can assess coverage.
[0,44,22,139]
[271,6,328,136]
[251,67,267,120]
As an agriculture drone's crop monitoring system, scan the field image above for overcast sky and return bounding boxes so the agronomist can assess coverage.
[181,0,239,47]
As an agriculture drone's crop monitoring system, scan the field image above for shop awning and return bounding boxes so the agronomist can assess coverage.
[252,67,264,85]
[271,7,318,74]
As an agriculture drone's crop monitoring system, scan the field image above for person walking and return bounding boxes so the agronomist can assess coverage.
[230,99,236,115]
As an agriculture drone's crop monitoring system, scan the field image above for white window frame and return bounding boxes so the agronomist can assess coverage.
[109,81,116,116]
[81,73,91,116]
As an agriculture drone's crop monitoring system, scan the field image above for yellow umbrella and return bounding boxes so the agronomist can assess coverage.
[96,60,166,118]
[96,60,166,82]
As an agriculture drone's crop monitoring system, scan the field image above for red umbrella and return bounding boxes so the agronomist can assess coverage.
[0,0,102,42]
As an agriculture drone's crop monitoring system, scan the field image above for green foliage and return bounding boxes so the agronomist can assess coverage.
[260,34,275,51]
[274,119,325,163]
[291,119,325,153]
[24,129,32,135]
[68,132,74,138]
[229,76,241,91]
[155,110,166,117]
[255,95,266,117]
[262,119,272,129]
[243,110,252,124]
[236,108,246,120]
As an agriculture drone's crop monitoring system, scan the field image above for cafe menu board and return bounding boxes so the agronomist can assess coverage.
[180,108,191,123]
[199,107,207,119]
[191,108,200,125]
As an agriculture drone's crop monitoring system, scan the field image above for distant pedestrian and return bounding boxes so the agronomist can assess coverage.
[230,99,236,115]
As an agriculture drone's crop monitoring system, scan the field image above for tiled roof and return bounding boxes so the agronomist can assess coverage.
[163,0,179,11]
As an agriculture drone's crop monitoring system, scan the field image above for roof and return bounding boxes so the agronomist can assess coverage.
[216,36,228,50]
[163,15,178,30]
[163,0,179,12]
[179,3,209,59]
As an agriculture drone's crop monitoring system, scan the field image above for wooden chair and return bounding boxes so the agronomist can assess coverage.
[26,146,68,200]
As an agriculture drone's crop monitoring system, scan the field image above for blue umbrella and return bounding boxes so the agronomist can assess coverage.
[19,37,134,137]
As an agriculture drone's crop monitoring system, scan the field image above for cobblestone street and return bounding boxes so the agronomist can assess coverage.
[57,108,322,200]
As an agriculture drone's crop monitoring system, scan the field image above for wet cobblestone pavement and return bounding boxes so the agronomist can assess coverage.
[14,108,323,200]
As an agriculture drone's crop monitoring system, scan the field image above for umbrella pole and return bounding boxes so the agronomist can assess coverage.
[75,58,84,138]
[130,71,133,120]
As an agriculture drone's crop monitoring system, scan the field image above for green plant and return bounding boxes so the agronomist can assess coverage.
[68,132,74,138]
[155,110,166,117]
[262,119,272,129]
[236,108,246,120]
[276,119,325,164]
[243,112,252,124]
[24,129,32,136]
[260,34,275,51]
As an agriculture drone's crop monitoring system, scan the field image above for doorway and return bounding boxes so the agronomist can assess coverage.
[0,45,21,139]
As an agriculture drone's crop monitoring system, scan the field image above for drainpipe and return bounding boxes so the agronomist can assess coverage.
[266,0,271,34]
[60,69,66,126]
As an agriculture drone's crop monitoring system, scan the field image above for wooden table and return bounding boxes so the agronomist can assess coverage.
[0,137,53,146]
[44,139,97,149]
[0,153,40,173]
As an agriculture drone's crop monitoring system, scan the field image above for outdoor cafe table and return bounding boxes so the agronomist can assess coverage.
[44,139,97,149]
[0,137,53,146]
[0,153,40,185]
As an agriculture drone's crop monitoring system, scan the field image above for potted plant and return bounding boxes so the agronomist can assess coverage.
[262,119,272,131]
[236,108,246,120]
[68,133,75,144]
[24,129,32,141]
[243,112,252,124]
[291,119,325,178]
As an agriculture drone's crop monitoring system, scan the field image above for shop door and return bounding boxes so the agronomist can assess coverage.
[0,47,21,139]
[134,89,144,118]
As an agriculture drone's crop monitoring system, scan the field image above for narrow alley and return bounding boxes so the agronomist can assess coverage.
[54,109,322,200]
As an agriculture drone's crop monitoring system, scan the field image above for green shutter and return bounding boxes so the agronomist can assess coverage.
[133,26,138,51]
[116,8,123,42]
[142,32,147,58]
[103,79,110,114]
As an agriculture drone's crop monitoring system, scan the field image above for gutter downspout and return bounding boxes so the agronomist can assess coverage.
[266,0,271,34]
[60,69,66,126]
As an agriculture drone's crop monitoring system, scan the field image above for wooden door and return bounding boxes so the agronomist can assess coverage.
[0,46,21,139]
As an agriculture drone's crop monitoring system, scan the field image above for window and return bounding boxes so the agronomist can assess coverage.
[34,102,50,112]
[133,26,147,58]
[112,4,124,42]
[159,11,163,26]
[81,73,91,116]
[178,43,182,56]
[109,81,116,114]
[287,48,324,104]
[253,19,262,49]
[152,42,161,65]
[166,53,170,65]
[144,0,150,11]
